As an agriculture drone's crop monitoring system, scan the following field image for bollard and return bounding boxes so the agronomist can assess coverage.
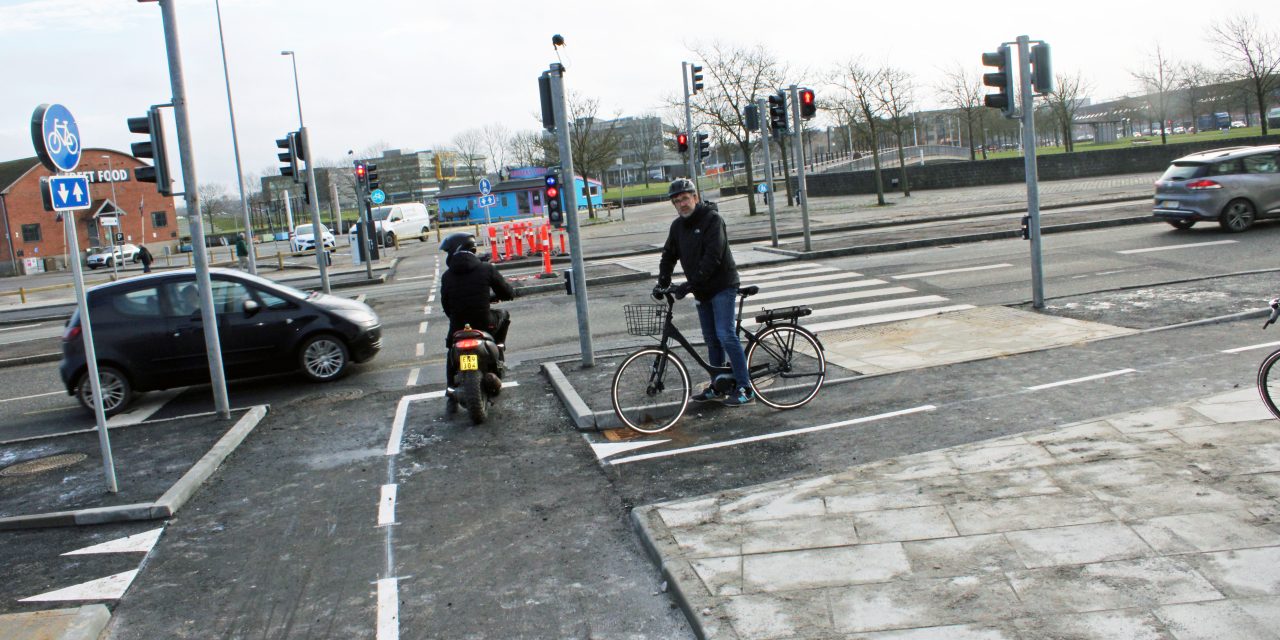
[277,253,285,270]
[504,227,514,261]
[19,288,25,304]
[487,226,499,262]
[558,230,566,255]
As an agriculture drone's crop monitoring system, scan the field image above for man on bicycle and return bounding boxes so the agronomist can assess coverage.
[439,232,515,411]
[656,178,753,407]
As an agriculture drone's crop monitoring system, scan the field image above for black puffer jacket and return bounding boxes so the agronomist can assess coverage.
[439,251,515,339]
[657,201,738,302]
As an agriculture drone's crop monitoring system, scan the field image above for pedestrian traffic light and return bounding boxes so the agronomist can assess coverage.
[127,107,172,196]
[696,132,710,160]
[277,132,300,183]
[544,173,562,227]
[1030,43,1054,95]
[677,132,689,154]
[767,91,788,134]
[354,162,367,188]
[799,88,817,120]
[690,64,704,95]
[744,103,760,131]
[366,163,380,191]
[982,45,1016,118]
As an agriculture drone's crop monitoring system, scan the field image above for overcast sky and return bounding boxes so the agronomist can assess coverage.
[2,0,1274,191]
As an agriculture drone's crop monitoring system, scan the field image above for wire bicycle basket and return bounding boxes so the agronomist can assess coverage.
[623,304,669,336]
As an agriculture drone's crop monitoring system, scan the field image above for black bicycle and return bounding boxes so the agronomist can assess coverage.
[1258,297,1280,420]
[610,284,826,434]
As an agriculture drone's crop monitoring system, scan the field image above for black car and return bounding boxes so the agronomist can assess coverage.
[59,268,382,416]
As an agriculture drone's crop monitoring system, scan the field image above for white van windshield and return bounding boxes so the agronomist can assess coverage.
[372,207,393,221]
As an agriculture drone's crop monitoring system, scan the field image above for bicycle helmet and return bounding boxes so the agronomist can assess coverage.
[439,232,477,255]
[667,178,696,199]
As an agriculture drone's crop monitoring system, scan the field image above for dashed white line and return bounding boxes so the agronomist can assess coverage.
[422,305,431,314]
[376,577,399,640]
[891,263,1013,279]
[1117,240,1238,254]
[418,321,428,334]
[1025,368,1136,391]
[397,274,433,281]
[0,323,40,332]
[377,484,398,527]
[1222,341,1280,354]
[406,367,420,387]
[1,391,61,404]
[415,343,425,357]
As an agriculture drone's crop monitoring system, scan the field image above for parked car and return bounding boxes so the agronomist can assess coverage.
[59,268,382,416]
[1153,144,1280,232]
[291,224,335,253]
[1172,126,1186,134]
[1231,120,1247,128]
[87,243,140,269]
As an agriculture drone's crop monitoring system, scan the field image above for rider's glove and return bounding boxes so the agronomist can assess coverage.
[673,282,694,299]
[650,285,665,300]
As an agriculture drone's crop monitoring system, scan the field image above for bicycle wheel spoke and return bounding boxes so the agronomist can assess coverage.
[612,349,690,434]
[748,326,825,409]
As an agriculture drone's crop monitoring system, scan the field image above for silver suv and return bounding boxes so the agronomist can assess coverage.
[1153,144,1280,231]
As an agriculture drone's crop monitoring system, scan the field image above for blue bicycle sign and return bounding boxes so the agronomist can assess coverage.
[31,104,82,173]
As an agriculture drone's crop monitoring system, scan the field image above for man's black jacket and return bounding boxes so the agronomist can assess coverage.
[439,251,515,340]
[657,200,739,302]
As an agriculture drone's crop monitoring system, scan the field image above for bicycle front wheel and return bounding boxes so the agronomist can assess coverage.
[1259,348,1280,420]
[611,348,690,434]
[748,326,826,409]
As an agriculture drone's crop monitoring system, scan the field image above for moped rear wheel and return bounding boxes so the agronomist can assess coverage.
[611,348,689,434]
[461,370,487,425]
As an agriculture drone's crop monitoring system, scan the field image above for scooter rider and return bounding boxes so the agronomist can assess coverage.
[439,232,515,409]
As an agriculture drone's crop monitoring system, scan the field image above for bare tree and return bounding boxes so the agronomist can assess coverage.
[1177,62,1216,133]
[829,59,888,205]
[623,114,666,187]
[508,130,550,168]
[562,93,622,219]
[874,67,914,196]
[1041,71,1090,152]
[1210,14,1280,135]
[937,63,987,160]
[1131,44,1178,144]
[480,123,510,176]
[687,42,786,216]
[450,129,485,183]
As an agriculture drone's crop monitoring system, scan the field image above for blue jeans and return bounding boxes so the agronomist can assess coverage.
[696,287,750,391]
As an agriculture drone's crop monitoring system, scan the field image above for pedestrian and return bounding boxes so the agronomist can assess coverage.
[656,178,753,407]
[234,233,249,270]
[137,244,153,273]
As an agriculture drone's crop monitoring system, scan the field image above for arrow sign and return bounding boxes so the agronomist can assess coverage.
[48,175,91,212]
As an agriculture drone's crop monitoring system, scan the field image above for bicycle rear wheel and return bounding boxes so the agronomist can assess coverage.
[611,348,691,434]
[747,325,825,409]
[1259,348,1280,420]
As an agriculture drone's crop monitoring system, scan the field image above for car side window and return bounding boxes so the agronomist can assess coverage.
[211,280,253,314]
[1243,154,1278,174]
[1208,159,1242,176]
[110,287,162,318]
[255,288,293,310]
[164,282,202,317]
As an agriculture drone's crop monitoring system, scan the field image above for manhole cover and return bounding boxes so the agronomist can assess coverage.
[0,453,88,477]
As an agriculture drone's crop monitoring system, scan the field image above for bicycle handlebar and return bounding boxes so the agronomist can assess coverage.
[651,283,691,301]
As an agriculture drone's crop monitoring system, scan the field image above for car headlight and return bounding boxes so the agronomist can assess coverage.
[332,308,379,327]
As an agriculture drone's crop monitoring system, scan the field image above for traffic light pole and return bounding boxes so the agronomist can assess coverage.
[157,0,230,419]
[681,62,698,192]
[299,127,331,294]
[788,86,812,252]
[1016,35,1045,309]
[756,97,780,247]
[548,62,594,367]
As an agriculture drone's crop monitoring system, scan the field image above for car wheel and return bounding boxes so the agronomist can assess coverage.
[1219,199,1256,232]
[420,227,430,242]
[106,257,114,267]
[298,334,350,382]
[385,232,397,247]
[1167,220,1196,230]
[76,365,132,417]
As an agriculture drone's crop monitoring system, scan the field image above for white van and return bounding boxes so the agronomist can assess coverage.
[369,203,433,245]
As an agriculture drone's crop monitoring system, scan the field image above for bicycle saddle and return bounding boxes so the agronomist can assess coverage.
[738,285,759,297]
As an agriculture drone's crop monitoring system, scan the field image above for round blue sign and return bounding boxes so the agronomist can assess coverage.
[31,104,82,173]
[370,189,386,205]
[478,178,492,196]
[756,183,770,193]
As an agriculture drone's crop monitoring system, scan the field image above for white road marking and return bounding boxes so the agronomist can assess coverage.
[376,577,399,640]
[418,321,428,334]
[0,323,40,332]
[105,389,181,427]
[385,383,520,455]
[752,271,870,289]
[21,569,139,602]
[746,279,890,302]
[1,390,61,404]
[422,305,431,314]
[63,527,164,556]
[746,287,917,310]
[397,274,433,281]
[608,405,935,465]
[1025,368,1136,391]
[427,294,435,303]
[415,343,425,357]
[891,263,1013,279]
[590,438,671,461]
[1222,341,1280,354]
[377,484,397,527]
[406,368,420,387]
[742,266,842,283]
[1117,240,1238,254]
[804,304,975,333]
[738,263,815,277]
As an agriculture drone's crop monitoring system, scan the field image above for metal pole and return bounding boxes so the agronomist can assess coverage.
[104,156,120,279]
[1017,35,1045,309]
[299,128,330,293]
[158,0,230,418]
[681,62,698,193]
[549,63,594,367]
[283,51,304,127]
[757,97,779,247]
[329,181,340,238]
[789,86,812,252]
[215,0,255,275]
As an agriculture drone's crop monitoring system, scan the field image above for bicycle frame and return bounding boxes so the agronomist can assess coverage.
[649,288,804,382]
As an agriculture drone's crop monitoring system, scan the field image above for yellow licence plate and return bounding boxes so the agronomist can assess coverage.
[459,354,478,371]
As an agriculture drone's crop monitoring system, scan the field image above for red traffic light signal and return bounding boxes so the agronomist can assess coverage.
[677,132,689,153]
[799,88,816,119]
[546,185,559,199]
[355,163,367,180]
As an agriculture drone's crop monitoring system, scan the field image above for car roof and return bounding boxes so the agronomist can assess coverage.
[84,268,255,293]
[1173,144,1280,163]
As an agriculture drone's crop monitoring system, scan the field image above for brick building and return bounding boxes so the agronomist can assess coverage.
[0,149,177,276]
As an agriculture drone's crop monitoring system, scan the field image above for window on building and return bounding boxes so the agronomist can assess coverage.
[589,185,601,197]
[21,224,41,242]
[501,195,508,207]
[151,211,168,228]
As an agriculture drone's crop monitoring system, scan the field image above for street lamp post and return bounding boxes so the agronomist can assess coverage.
[216,0,256,274]
[281,50,304,127]
[102,155,120,279]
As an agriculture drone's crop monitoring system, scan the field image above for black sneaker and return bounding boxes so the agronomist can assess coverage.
[691,385,721,402]
[722,386,755,407]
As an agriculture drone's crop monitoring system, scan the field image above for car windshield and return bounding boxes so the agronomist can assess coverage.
[296,225,326,235]
[1160,162,1207,181]
[371,207,392,221]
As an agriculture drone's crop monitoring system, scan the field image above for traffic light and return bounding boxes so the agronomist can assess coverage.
[767,91,788,134]
[1030,43,1054,95]
[744,103,760,131]
[677,132,689,154]
[354,162,367,189]
[982,45,1016,118]
[799,88,817,120]
[277,132,300,182]
[690,64,704,95]
[696,132,710,160]
[366,163,380,191]
[544,173,562,228]
[127,107,172,196]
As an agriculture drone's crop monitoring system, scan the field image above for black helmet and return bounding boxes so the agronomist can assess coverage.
[667,178,696,199]
[439,232,477,255]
